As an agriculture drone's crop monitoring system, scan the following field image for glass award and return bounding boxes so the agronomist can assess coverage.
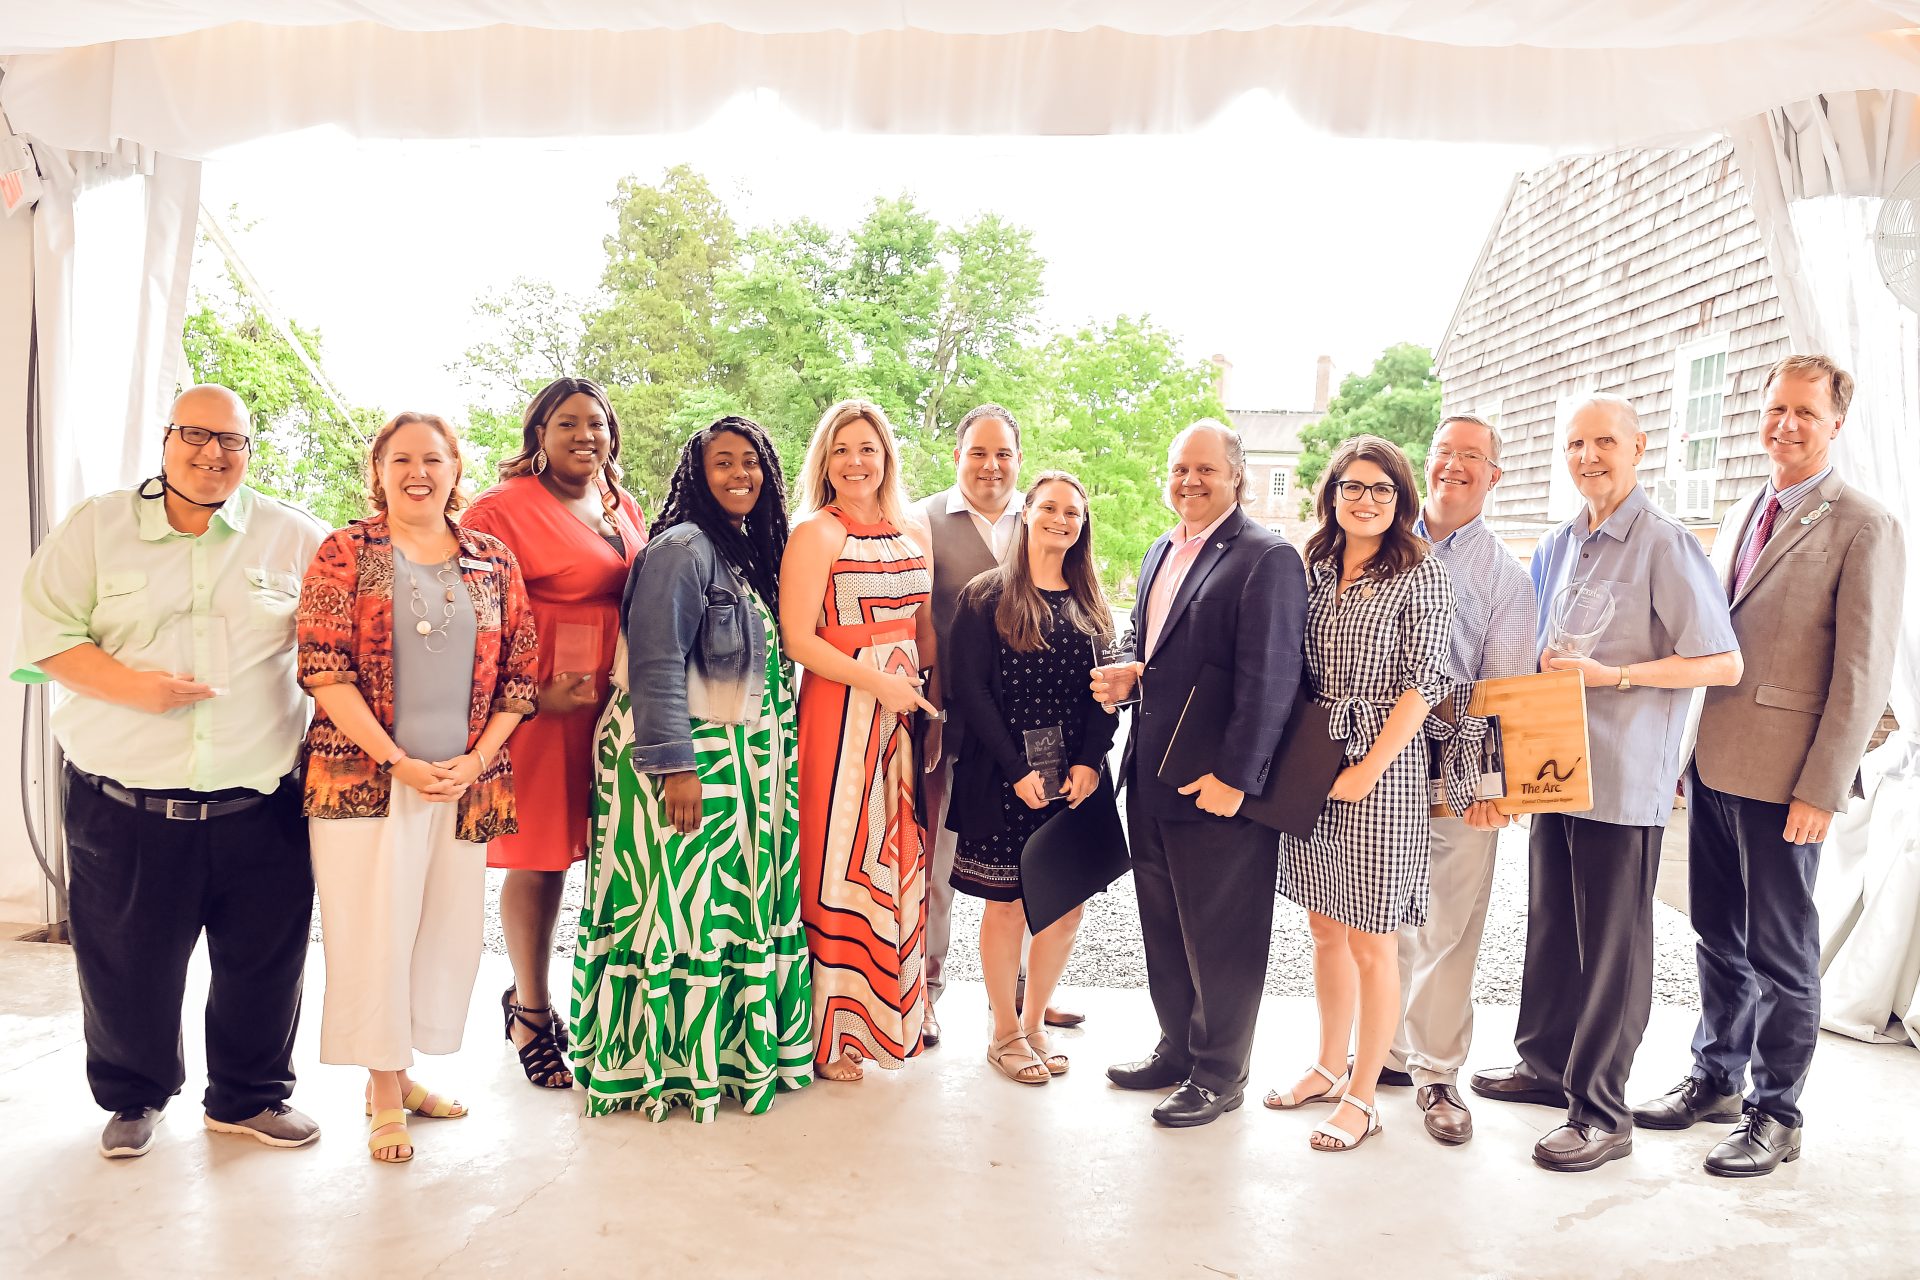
[1546,582,1615,659]
[1023,725,1069,802]
[553,621,601,698]
[1091,636,1142,708]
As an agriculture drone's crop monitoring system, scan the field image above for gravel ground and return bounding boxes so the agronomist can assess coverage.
[391,817,1700,1010]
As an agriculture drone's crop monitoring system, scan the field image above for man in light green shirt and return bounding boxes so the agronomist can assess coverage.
[14,384,327,1159]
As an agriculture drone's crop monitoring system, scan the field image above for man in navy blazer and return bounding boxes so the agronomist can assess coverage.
[1093,419,1308,1127]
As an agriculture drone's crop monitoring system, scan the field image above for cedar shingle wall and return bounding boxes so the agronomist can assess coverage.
[1437,140,1791,530]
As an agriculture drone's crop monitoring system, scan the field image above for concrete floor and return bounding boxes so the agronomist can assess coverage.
[3,942,1918,1279]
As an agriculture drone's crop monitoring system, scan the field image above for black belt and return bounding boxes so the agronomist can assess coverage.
[70,766,286,822]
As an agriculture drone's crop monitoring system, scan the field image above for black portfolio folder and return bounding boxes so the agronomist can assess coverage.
[1019,772,1130,935]
[1156,664,1344,839]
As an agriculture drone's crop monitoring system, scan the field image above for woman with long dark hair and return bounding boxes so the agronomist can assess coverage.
[1264,434,1455,1153]
[462,377,646,1090]
[945,471,1118,1084]
[570,417,813,1119]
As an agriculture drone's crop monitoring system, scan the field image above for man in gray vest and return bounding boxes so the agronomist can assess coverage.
[909,403,1082,1047]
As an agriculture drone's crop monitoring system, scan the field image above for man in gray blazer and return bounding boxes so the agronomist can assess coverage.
[1633,354,1903,1177]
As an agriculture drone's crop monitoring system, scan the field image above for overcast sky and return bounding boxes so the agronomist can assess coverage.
[200,91,1545,420]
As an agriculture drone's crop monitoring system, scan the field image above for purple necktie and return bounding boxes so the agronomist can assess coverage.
[1731,495,1781,597]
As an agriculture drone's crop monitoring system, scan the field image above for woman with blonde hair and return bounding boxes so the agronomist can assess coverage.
[779,398,937,1082]
[299,412,539,1162]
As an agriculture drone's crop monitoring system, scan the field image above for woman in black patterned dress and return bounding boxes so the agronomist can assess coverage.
[946,472,1119,1086]
[1265,435,1455,1153]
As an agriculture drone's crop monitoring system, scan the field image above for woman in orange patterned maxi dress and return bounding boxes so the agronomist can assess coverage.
[779,399,938,1082]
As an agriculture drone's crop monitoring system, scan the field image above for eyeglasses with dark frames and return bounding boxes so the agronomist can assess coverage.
[168,424,253,453]
[1334,479,1398,503]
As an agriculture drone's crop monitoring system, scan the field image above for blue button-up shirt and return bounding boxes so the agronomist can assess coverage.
[1415,512,1537,682]
[1530,486,1738,827]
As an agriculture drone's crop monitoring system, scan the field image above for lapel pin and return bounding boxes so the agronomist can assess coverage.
[1798,500,1832,527]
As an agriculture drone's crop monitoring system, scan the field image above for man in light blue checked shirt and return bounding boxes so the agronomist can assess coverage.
[1384,414,1536,1148]
[1471,394,1741,1174]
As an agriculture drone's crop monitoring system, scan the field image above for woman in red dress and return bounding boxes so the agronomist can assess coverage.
[462,377,646,1089]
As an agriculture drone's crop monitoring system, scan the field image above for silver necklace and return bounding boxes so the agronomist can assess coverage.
[405,554,461,653]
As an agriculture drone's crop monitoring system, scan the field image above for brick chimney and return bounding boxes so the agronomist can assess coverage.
[1314,355,1333,414]
[1210,353,1232,406]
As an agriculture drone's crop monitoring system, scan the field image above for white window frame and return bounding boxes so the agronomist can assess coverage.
[1667,332,1731,520]
[1268,468,1289,505]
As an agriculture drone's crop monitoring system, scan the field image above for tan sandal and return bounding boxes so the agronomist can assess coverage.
[819,1044,865,1082]
[368,1108,413,1164]
[1022,1027,1069,1076]
[989,1032,1051,1086]
[364,1083,467,1119]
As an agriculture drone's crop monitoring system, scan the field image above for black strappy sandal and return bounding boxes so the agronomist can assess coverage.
[501,985,574,1089]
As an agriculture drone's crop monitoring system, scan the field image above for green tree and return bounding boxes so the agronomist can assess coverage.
[1294,342,1444,510]
[581,165,740,500]
[181,254,373,528]
[455,276,592,490]
[1023,316,1227,594]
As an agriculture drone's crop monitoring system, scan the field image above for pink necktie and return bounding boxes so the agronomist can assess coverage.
[1731,495,1781,597]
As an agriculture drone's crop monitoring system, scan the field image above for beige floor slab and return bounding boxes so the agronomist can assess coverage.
[2,939,1916,1279]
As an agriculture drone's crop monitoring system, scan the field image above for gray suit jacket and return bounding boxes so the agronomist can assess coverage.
[1691,470,1903,811]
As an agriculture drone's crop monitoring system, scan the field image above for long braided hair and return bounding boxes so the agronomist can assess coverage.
[649,416,791,611]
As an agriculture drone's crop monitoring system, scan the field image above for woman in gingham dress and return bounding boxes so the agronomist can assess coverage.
[1266,435,1455,1153]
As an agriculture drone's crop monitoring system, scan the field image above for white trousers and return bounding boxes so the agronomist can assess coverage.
[310,786,486,1070]
[1391,817,1501,1086]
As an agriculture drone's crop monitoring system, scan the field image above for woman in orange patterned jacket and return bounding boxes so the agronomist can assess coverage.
[298,412,539,1164]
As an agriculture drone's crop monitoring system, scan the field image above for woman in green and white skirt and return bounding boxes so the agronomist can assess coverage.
[570,416,813,1120]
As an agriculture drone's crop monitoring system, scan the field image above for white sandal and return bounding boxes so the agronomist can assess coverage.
[1311,1094,1382,1152]
[1263,1062,1352,1110]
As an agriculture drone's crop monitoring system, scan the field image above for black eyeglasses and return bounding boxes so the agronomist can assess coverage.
[1335,480,1398,503]
[169,424,253,453]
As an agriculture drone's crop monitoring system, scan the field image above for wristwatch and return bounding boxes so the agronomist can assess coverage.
[1615,664,1633,691]
[376,746,407,773]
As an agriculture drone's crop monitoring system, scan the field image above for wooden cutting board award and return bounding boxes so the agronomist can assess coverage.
[1465,668,1593,816]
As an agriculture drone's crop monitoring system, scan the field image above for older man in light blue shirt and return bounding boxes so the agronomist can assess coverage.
[1471,394,1741,1174]
[1387,415,1537,1147]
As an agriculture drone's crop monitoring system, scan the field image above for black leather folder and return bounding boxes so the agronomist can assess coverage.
[1019,772,1130,935]
[1156,664,1344,839]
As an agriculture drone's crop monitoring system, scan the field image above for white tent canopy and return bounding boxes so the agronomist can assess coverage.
[7,3,1920,151]
[2,3,1918,1039]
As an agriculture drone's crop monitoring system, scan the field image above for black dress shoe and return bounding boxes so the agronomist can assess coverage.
[1631,1076,1744,1130]
[1106,1053,1192,1091]
[1349,1055,1414,1087]
[1469,1063,1564,1107]
[1532,1122,1633,1172]
[1704,1109,1802,1178]
[1151,1081,1244,1128]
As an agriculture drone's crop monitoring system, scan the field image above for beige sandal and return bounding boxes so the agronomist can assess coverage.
[1022,1027,1069,1076]
[364,1082,467,1119]
[1310,1094,1383,1152]
[1264,1062,1352,1110]
[989,1032,1051,1086]
[368,1108,413,1164]
[819,1044,865,1082]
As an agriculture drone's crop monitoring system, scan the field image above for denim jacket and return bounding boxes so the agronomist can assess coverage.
[618,522,769,774]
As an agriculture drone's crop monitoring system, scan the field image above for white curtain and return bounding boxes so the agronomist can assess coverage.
[7,5,1920,154]
[1734,92,1920,1046]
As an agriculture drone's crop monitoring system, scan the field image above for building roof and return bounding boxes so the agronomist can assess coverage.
[1225,408,1316,454]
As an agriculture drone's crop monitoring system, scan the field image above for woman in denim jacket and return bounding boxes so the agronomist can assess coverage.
[570,417,815,1120]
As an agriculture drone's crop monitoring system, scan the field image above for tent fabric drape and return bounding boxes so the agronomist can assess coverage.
[6,8,1920,154]
[1732,92,1920,1048]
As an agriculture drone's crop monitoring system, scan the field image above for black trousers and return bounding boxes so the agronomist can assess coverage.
[1685,767,1823,1127]
[1514,813,1660,1133]
[64,765,313,1121]
[1127,790,1278,1094]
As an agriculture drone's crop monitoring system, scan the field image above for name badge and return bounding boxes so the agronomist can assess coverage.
[459,556,493,572]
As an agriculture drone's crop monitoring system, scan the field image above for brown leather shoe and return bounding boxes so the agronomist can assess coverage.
[1469,1063,1564,1107]
[921,1002,941,1049]
[1532,1122,1632,1172]
[1417,1083,1473,1145]
[1043,1005,1086,1028]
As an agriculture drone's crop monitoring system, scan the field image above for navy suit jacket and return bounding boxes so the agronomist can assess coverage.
[1121,506,1308,821]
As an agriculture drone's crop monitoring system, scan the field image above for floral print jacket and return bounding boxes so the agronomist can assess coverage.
[297,516,540,841]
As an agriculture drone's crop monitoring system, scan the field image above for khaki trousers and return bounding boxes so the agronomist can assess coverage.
[1390,816,1501,1086]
